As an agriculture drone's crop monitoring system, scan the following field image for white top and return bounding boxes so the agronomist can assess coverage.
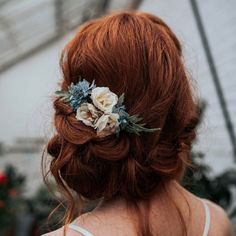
[68,200,211,236]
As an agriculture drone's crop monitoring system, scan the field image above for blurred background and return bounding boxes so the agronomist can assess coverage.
[0,0,236,235]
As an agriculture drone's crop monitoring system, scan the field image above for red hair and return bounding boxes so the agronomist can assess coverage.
[44,11,199,235]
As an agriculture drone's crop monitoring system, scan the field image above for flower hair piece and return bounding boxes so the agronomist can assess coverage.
[56,78,161,137]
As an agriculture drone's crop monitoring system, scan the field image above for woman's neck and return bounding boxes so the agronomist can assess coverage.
[93,180,188,216]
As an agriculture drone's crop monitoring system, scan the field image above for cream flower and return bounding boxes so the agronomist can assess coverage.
[94,113,120,137]
[91,87,118,113]
[76,103,101,127]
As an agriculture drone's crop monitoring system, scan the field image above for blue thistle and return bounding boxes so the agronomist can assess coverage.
[55,78,96,111]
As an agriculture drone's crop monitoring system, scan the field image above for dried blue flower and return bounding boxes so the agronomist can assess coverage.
[55,78,96,110]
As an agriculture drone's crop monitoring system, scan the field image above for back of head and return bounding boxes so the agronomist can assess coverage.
[46,11,199,234]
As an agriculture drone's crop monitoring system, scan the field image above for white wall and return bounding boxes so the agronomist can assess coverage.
[0,35,73,145]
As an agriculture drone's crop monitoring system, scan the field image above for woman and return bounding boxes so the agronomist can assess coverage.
[43,11,234,236]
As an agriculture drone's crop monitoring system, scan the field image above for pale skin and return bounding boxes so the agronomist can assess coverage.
[43,180,235,236]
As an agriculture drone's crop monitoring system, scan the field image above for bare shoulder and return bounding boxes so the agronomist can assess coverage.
[41,225,83,236]
[41,227,63,236]
[204,199,235,236]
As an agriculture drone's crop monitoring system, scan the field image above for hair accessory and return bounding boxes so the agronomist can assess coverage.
[56,78,161,137]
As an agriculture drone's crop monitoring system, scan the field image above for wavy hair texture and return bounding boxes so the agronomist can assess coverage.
[44,11,199,236]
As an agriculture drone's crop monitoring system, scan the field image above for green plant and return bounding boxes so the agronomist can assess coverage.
[0,165,25,234]
[24,184,64,235]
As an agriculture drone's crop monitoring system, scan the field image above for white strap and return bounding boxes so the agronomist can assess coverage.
[68,224,94,236]
[202,200,211,236]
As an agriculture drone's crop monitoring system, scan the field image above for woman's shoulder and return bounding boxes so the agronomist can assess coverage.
[202,199,235,236]
[41,226,84,236]
[41,227,62,236]
[41,211,101,236]
[182,185,234,236]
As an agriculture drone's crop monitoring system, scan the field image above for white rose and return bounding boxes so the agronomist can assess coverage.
[91,87,118,113]
[94,113,120,137]
[76,103,102,127]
